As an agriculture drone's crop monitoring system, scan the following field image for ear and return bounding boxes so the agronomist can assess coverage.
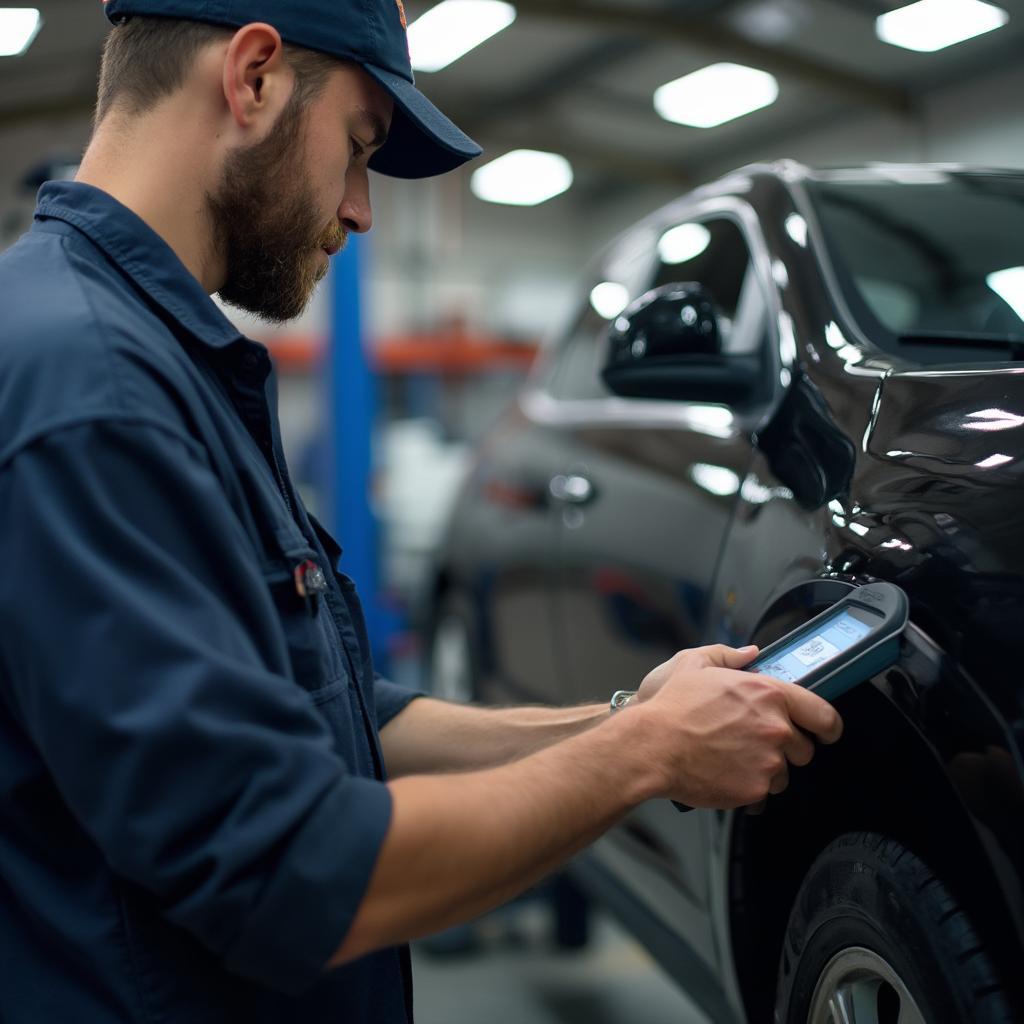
[221,23,291,130]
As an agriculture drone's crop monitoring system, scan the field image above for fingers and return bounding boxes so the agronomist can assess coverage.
[740,772,787,816]
[641,650,841,810]
[639,644,758,702]
[694,643,759,670]
[781,683,844,744]
[783,728,816,768]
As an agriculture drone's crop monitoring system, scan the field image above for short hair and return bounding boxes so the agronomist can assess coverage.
[94,15,340,126]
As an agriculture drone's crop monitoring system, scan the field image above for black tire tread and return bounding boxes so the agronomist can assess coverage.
[776,830,1015,1023]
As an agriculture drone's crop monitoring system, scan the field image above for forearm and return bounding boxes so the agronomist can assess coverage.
[340,642,845,968]
[380,696,608,777]
[331,707,658,965]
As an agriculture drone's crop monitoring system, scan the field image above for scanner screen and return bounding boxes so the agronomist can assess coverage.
[752,609,872,683]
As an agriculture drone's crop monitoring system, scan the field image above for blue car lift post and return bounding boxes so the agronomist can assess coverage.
[325,235,392,674]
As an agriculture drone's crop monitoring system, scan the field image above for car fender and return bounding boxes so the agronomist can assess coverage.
[714,577,1024,1022]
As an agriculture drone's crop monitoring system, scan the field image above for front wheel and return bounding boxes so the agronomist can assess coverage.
[775,831,1014,1024]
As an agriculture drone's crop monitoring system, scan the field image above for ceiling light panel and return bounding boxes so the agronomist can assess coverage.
[0,8,42,57]
[875,0,1007,52]
[654,63,779,128]
[470,150,573,206]
[408,0,516,73]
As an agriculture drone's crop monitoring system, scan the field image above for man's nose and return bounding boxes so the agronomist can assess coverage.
[339,168,372,234]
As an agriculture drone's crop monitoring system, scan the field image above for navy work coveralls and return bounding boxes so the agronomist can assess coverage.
[0,181,419,1022]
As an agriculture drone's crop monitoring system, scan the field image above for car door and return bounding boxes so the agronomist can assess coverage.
[445,399,568,706]
[536,205,776,993]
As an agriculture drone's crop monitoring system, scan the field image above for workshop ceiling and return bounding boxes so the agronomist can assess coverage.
[2,0,1023,194]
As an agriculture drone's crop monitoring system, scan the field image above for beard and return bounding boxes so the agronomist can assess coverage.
[206,91,345,325]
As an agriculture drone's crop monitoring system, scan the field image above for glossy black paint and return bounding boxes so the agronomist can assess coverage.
[431,162,1024,1022]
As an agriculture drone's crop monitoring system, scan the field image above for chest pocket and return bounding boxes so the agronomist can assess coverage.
[260,525,349,695]
[260,521,382,778]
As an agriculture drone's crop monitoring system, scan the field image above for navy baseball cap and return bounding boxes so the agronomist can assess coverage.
[102,0,482,179]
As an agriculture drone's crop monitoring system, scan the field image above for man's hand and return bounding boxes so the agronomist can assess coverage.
[631,643,843,809]
[636,643,760,702]
[332,643,842,965]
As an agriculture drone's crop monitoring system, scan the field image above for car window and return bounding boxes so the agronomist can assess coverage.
[548,215,764,401]
[806,174,1024,363]
[649,217,755,347]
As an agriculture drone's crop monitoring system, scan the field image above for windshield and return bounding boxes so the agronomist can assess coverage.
[805,173,1024,363]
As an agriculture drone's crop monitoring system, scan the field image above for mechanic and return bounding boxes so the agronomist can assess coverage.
[0,2,843,1021]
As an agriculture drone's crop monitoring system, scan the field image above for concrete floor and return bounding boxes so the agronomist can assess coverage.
[411,903,711,1024]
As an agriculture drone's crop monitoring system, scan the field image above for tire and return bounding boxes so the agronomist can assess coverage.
[775,831,1013,1024]
[427,592,478,704]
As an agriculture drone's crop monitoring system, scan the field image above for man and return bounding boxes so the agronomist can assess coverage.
[0,2,842,1021]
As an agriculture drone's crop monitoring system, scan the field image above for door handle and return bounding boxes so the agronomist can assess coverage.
[549,473,595,505]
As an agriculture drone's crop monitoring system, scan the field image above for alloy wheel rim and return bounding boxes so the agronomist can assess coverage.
[807,946,927,1024]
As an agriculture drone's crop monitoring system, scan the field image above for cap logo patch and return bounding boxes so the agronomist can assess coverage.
[395,0,407,29]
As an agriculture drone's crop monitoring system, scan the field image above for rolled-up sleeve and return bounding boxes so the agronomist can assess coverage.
[0,418,390,994]
[373,675,424,728]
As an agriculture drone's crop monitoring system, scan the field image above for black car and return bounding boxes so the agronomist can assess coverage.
[427,161,1024,1023]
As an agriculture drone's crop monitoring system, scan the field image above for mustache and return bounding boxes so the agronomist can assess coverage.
[318,225,348,253]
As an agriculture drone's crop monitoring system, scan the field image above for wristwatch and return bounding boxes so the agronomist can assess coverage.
[609,689,638,713]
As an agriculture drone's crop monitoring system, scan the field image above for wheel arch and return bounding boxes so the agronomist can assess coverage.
[723,579,1024,1022]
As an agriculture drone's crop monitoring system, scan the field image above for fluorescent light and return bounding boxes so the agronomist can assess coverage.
[654,63,778,129]
[590,282,629,319]
[658,223,711,264]
[987,266,1024,322]
[471,149,573,206]
[408,0,516,72]
[0,8,42,57]
[876,0,1007,52]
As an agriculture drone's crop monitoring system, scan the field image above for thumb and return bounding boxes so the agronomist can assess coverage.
[704,643,759,669]
[783,683,844,745]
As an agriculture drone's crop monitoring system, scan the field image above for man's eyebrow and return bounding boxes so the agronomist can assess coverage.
[355,109,389,149]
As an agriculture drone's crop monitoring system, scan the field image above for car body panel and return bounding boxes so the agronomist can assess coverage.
[431,162,1024,1021]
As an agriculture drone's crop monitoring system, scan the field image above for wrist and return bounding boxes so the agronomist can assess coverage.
[601,701,666,805]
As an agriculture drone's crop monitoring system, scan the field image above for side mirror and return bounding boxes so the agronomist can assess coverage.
[601,283,761,404]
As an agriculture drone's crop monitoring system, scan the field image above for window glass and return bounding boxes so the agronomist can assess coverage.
[650,217,752,345]
[548,216,763,401]
[806,174,1024,362]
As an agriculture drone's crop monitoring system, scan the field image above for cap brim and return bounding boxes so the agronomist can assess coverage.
[363,65,482,180]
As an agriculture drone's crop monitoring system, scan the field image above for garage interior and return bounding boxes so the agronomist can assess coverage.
[2,1,1022,1022]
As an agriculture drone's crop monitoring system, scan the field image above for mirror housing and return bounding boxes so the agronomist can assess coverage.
[601,283,761,404]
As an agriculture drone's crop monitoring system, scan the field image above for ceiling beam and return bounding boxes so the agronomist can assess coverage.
[511,0,912,117]
[480,36,651,123]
